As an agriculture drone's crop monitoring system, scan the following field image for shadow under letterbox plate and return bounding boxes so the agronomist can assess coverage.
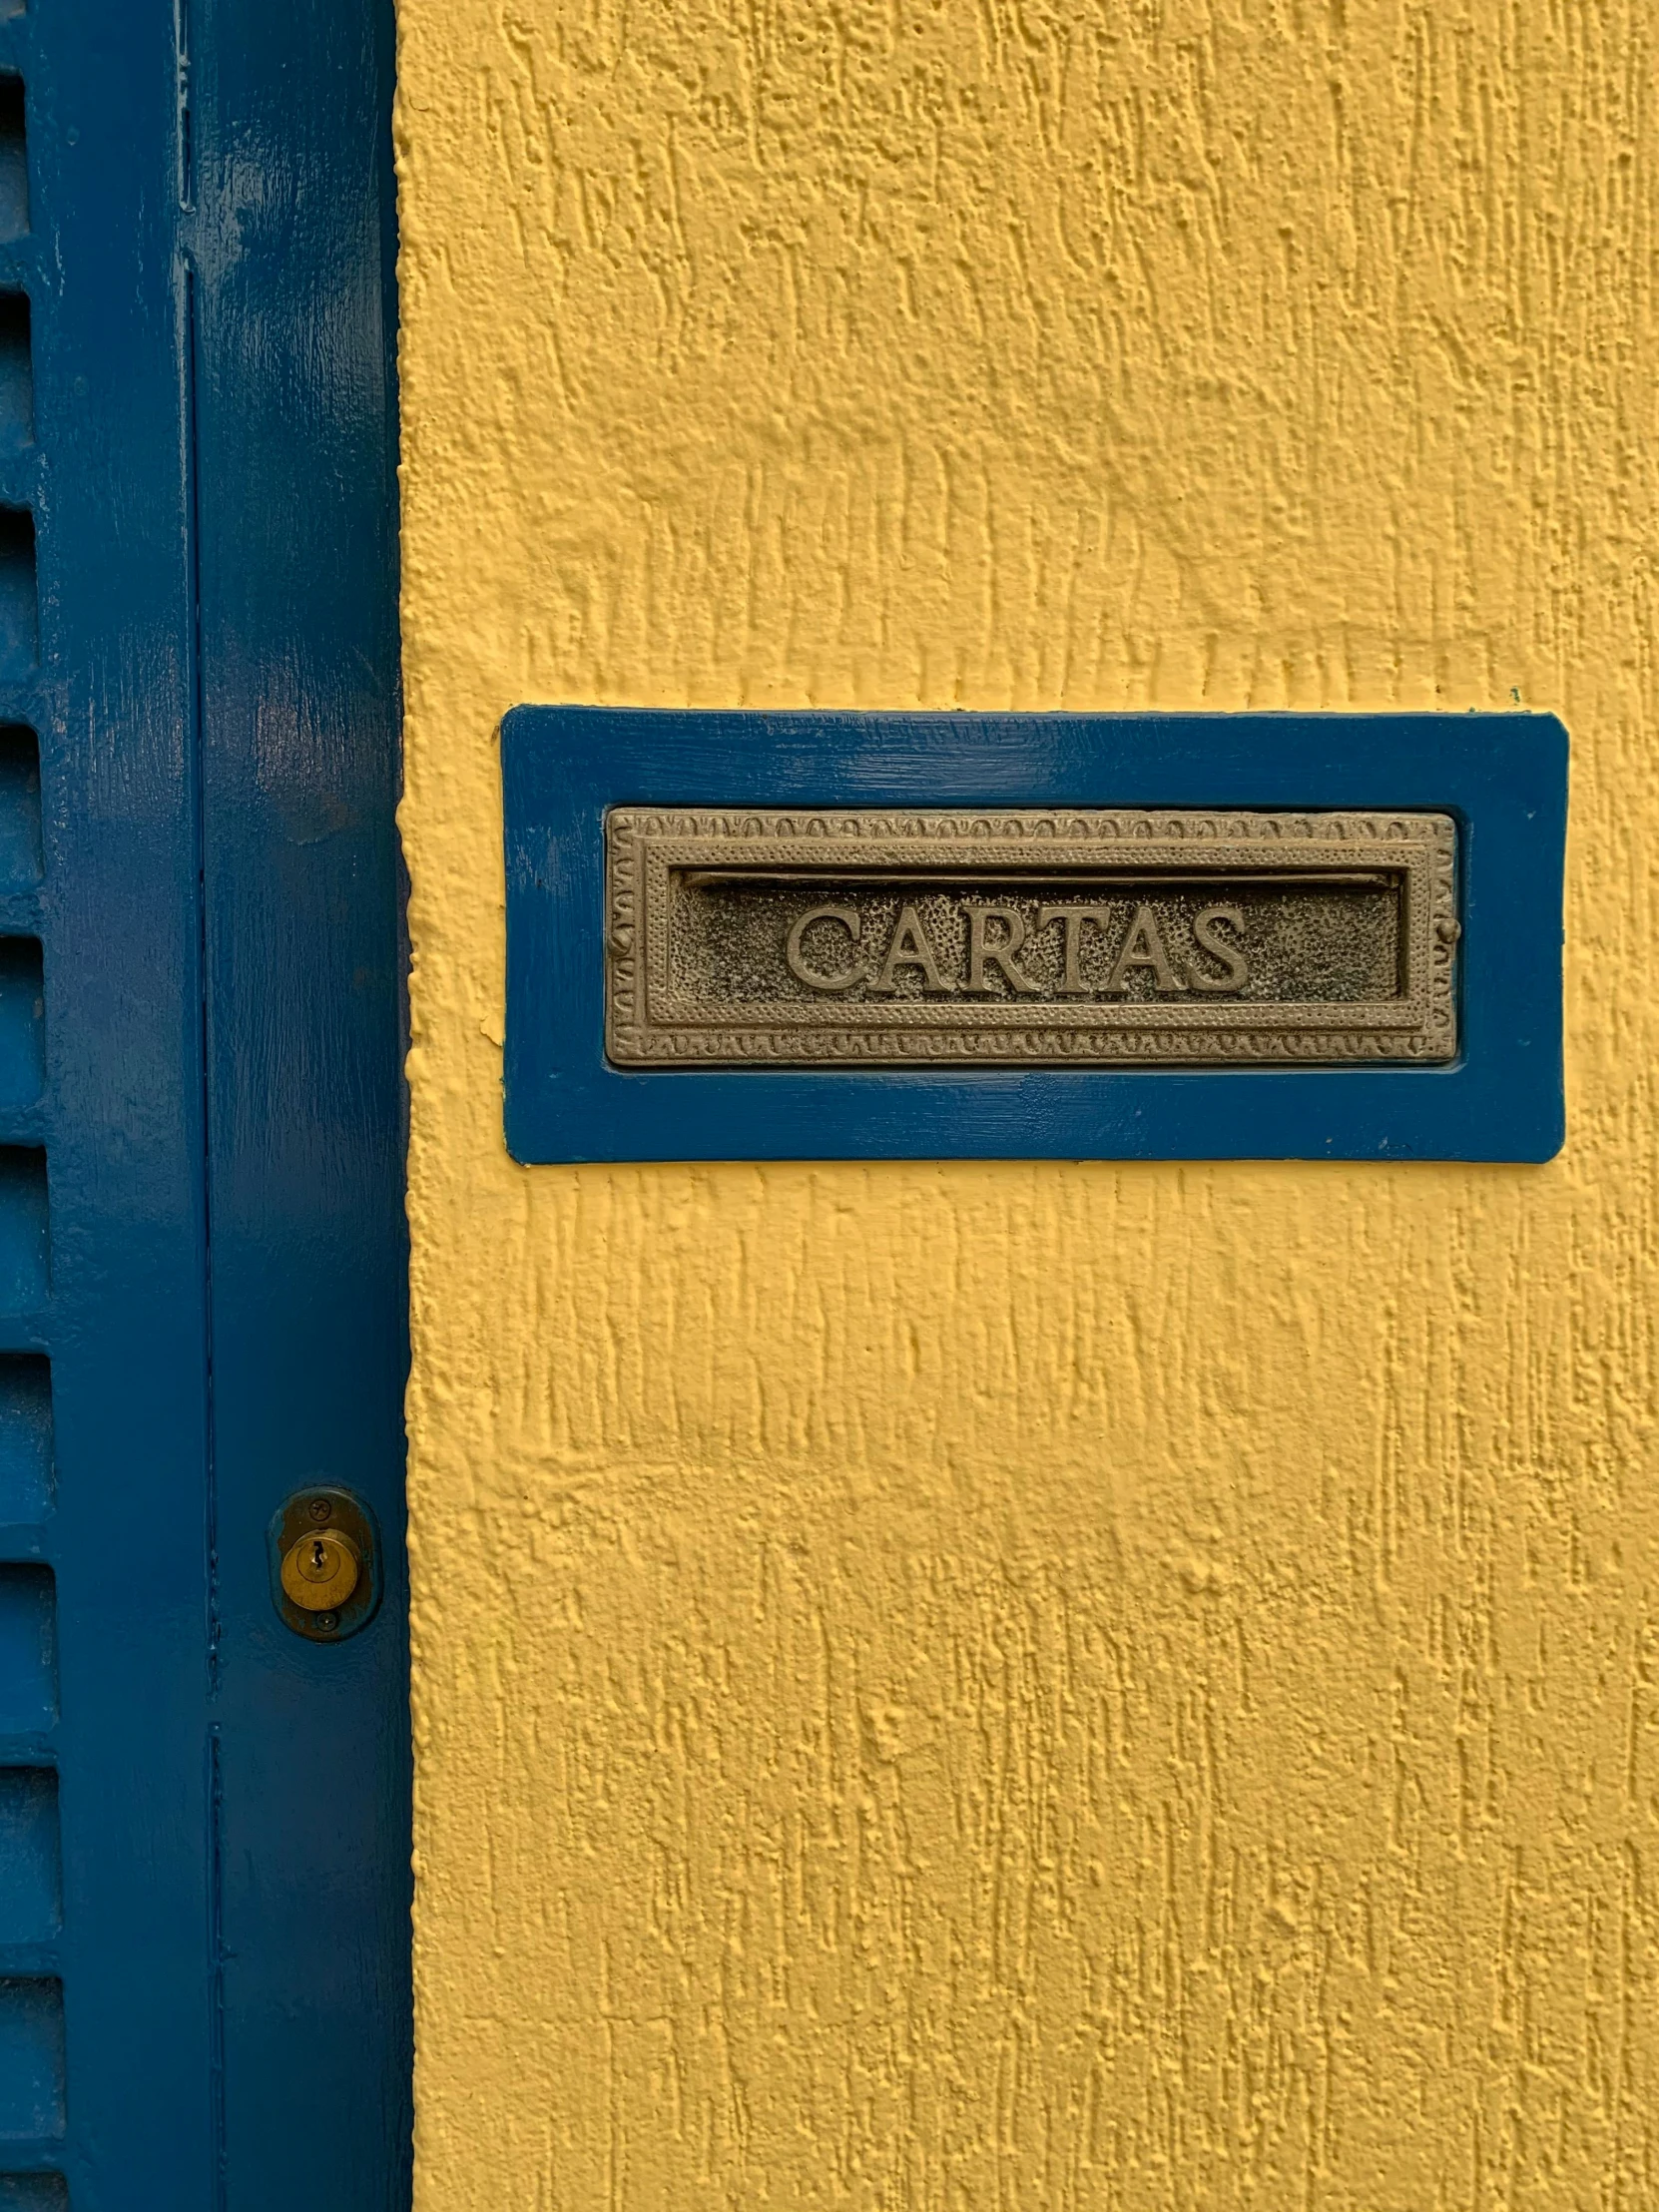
[502,709,1567,1163]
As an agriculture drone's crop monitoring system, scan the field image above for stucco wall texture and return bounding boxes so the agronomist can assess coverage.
[394,3,1657,2205]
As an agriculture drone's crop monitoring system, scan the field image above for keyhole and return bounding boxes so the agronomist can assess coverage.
[311,1537,327,1572]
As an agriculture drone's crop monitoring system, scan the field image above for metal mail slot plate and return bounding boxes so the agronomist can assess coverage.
[605,808,1458,1068]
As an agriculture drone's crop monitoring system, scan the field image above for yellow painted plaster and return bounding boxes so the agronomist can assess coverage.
[394,2,1659,2203]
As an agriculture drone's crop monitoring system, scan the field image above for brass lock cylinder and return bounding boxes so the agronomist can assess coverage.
[279,1526,361,1612]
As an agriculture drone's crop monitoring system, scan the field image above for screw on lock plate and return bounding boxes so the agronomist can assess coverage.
[269,1486,381,1642]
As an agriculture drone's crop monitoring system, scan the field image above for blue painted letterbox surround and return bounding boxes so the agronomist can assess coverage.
[503,708,1566,1164]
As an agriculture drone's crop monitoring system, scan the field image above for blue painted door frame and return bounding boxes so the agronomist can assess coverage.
[8,0,409,2204]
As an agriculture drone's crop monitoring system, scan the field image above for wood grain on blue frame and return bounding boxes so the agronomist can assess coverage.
[502,710,1566,1164]
[25,0,410,2202]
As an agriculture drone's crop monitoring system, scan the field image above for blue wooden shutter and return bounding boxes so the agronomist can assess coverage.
[0,2,410,2204]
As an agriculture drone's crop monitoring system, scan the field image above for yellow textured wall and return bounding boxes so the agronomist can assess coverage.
[394,3,1658,2204]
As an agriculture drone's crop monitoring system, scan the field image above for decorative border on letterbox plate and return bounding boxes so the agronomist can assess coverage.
[605,808,1459,1067]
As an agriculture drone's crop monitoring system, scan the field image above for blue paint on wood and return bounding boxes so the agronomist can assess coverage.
[0,1574,50,1736]
[0,0,410,2203]
[188,0,411,2198]
[0,1370,48,1533]
[0,1773,58,1946]
[0,1979,61,2141]
[504,707,1566,1164]
[0,2182,61,2210]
